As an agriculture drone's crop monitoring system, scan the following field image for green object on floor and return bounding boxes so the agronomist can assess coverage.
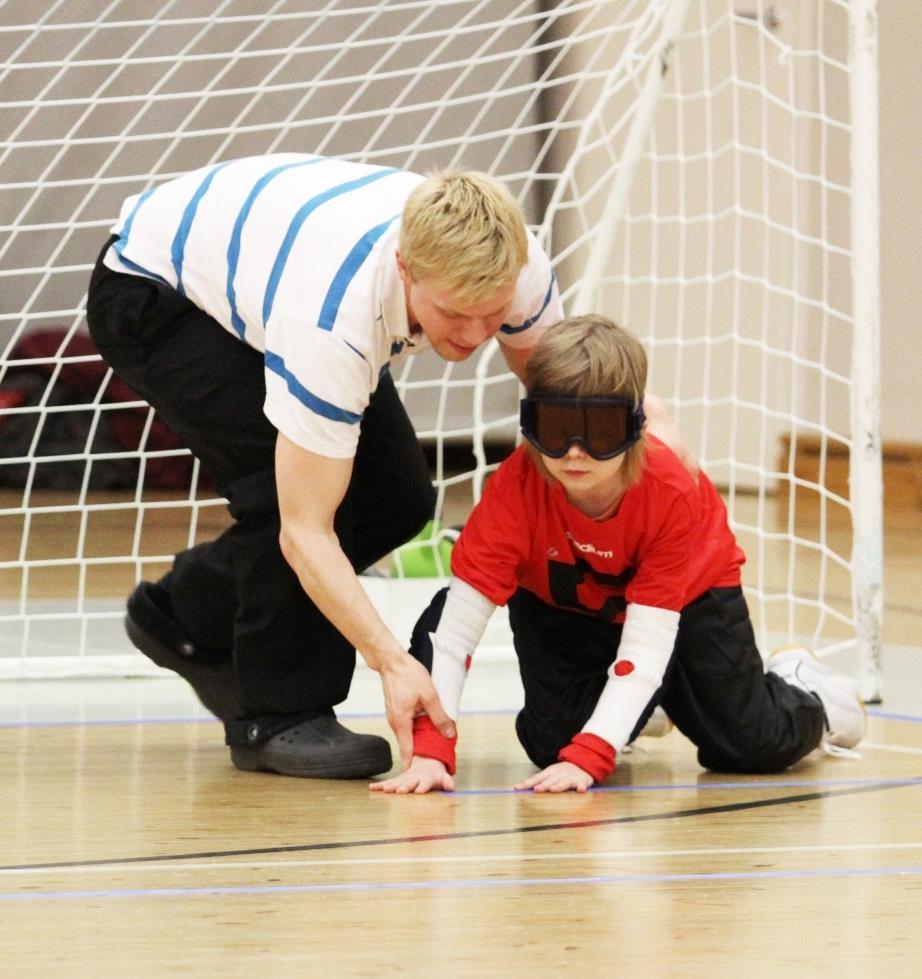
[390,520,454,578]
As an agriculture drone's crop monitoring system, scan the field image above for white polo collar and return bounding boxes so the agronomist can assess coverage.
[375,226,427,352]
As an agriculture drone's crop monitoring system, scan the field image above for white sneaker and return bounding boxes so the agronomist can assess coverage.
[767,646,866,751]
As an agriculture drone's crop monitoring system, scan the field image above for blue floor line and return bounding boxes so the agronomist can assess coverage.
[2,704,919,729]
[3,863,922,903]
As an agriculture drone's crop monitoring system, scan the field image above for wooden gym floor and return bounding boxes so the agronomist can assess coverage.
[1,692,921,977]
[1,496,921,976]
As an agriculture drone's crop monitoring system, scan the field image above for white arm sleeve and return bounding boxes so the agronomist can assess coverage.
[429,576,496,720]
[581,603,680,752]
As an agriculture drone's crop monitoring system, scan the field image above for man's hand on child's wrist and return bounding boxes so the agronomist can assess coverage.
[369,755,455,794]
[412,714,458,774]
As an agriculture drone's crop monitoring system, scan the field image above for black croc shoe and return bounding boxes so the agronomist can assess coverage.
[125,581,242,721]
[230,713,393,779]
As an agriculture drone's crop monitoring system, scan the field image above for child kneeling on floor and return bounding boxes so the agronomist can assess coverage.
[370,315,865,794]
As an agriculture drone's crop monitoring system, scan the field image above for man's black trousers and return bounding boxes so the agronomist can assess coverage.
[87,238,435,723]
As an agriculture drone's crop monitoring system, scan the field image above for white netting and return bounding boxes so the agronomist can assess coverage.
[0,0,880,686]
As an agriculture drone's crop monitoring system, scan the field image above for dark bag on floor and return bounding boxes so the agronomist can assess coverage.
[0,329,196,490]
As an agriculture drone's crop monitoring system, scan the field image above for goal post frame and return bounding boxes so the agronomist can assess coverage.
[848,0,883,701]
[0,1,884,696]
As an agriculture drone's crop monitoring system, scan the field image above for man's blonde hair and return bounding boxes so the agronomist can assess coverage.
[399,170,529,304]
[524,314,649,486]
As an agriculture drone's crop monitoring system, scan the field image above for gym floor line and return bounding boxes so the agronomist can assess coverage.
[2,704,920,730]
[6,838,922,879]
[4,862,922,904]
[3,776,919,875]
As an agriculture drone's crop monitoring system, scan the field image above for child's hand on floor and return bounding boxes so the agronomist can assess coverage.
[514,761,595,793]
[369,755,455,794]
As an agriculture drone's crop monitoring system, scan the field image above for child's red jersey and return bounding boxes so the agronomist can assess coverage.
[451,437,744,620]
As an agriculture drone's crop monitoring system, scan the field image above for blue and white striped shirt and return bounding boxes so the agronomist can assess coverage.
[105,154,561,457]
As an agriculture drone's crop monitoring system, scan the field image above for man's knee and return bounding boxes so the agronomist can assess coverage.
[400,476,437,540]
[376,476,436,560]
[225,469,280,524]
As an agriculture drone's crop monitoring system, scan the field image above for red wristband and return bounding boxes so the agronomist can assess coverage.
[412,714,458,775]
[558,732,616,782]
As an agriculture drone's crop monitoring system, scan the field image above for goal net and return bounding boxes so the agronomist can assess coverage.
[0,1,882,696]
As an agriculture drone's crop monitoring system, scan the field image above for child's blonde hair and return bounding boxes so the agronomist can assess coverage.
[399,170,529,304]
[524,314,649,486]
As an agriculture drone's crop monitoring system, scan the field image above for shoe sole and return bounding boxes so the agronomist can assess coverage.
[229,744,393,780]
[125,612,242,720]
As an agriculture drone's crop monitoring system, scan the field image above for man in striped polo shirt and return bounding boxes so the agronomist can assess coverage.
[87,153,563,779]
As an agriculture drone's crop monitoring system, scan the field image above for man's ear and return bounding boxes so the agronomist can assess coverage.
[395,250,410,286]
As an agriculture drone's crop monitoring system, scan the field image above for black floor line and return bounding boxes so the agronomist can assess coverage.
[4,776,918,874]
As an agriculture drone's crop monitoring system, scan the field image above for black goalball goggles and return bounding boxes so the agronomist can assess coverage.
[519,394,646,461]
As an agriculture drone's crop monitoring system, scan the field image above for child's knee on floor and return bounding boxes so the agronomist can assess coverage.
[696,716,824,774]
